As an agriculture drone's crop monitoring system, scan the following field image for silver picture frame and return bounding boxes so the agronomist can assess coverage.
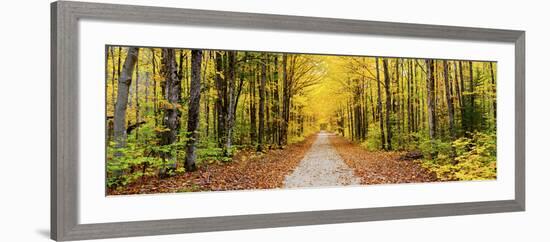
[51,1,525,240]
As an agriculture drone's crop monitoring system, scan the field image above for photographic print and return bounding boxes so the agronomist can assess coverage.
[105,46,497,195]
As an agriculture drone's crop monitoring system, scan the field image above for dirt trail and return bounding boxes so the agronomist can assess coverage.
[283,132,361,188]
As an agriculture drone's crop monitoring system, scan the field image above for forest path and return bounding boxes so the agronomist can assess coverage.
[283,132,361,188]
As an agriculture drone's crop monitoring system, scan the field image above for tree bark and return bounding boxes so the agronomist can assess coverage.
[257,53,267,151]
[249,64,257,143]
[443,60,455,139]
[468,61,476,132]
[489,62,497,121]
[159,48,181,176]
[113,47,139,150]
[453,61,463,109]
[382,58,392,150]
[426,59,436,140]
[375,57,386,149]
[280,54,289,146]
[272,56,281,146]
[214,52,226,147]
[134,51,140,140]
[184,50,202,172]
[223,51,237,156]
[407,59,413,134]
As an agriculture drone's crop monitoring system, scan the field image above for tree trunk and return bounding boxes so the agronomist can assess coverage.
[489,62,497,121]
[159,48,181,176]
[134,51,140,140]
[443,60,455,139]
[382,58,392,150]
[152,49,158,127]
[249,64,257,143]
[272,56,281,146]
[113,47,139,150]
[468,61,476,132]
[184,50,202,172]
[426,59,436,140]
[224,51,237,156]
[214,52,226,147]
[454,61,463,109]
[257,53,267,151]
[110,47,116,120]
[116,47,122,96]
[407,59,413,134]
[280,54,289,146]
[375,57,385,149]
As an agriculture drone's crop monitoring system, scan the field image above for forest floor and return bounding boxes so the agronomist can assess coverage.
[283,132,360,188]
[108,132,439,196]
[329,135,438,185]
[108,134,316,195]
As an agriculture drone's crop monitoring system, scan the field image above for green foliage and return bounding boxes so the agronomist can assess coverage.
[360,128,382,151]
[106,142,163,188]
[106,129,191,189]
[196,143,232,163]
[419,131,496,181]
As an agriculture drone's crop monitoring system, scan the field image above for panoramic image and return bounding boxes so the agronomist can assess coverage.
[105,46,497,195]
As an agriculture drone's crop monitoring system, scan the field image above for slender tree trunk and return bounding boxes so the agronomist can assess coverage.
[443,60,455,139]
[214,52,226,147]
[454,61,463,109]
[134,51,140,140]
[469,61,476,132]
[362,73,369,139]
[144,72,150,114]
[459,61,467,132]
[184,50,202,172]
[426,59,436,140]
[413,61,419,132]
[281,54,289,146]
[249,64,257,143]
[375,57,385,149]
[107,47,116,142]
[115,47,122,118]
[369,73,376,122]
[110,47,116,118]
[257,53,267,151]
[203,53,210,137]
[272,56,281,146]
[152,49,158,127]
[383,58,392,150]
[489,62,497,121]
[407,59,413,134]
[224,51,237,156]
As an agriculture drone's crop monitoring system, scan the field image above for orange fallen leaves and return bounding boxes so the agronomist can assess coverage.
[329,135,438,185]
[108,135,316,195]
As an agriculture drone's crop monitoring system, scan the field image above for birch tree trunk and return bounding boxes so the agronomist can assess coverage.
[113,47,139,149]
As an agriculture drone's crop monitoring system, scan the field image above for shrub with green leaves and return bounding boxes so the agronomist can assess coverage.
[419,131,496,181]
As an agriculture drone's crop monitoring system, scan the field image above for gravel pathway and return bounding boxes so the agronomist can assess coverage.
[283,132,361,188]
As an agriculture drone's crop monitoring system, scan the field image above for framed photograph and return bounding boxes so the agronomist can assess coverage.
[51,1,525,241]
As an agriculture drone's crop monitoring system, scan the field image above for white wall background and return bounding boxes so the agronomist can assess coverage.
[0,0,547,241]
